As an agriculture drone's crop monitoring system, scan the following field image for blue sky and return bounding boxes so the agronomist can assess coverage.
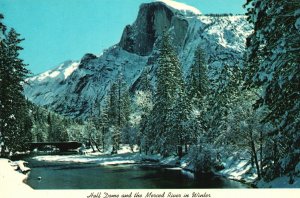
[1,0,246,74]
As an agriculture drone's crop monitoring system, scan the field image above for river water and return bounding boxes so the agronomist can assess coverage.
[22,155,249,189]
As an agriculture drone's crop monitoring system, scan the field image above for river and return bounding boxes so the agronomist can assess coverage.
[19,154,249,189]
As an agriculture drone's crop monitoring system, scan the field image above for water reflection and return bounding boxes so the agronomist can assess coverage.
[25,158,249,189]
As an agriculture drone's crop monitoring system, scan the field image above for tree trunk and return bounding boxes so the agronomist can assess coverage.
[102,126,105,152]
[273,142,280,177]
[89,139,96,152]
[249,131,261,180]
[178,145,183,159]
[91,137,101,153]
[260,129,263,177]
[251,152,254,167]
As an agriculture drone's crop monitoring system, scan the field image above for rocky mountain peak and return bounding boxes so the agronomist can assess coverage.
[119,0,200,56]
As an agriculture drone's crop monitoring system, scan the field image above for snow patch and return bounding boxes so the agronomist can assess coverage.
[157,0,201,15]
[0,158,32,193]
[101,160,136,165]
[64,62,80,79]
[49,71,60,78]
[32,154,140,164]
[32,145,140,164]
[218,155,257,183]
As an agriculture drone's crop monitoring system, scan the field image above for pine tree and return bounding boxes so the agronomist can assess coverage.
[139,67,153,94]
[47,113,52,141]
[136,71,153,154]
[107,81,121,153]
[185,47,210,153]
[169,88,192,158]
[107,71,131,154]
[0,25,32,155]
[99,99,110,152]
[206,65,242,143]
[186,47,209,104]
[121,89,131,128]
[150,31,184,156]
[244,0,300,180]
[0,14,6,38]
[120,89,132,143]
[188,64,244,173]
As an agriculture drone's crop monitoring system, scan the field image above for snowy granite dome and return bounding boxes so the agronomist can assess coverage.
[24,1,251,119]
[119,0,201,56]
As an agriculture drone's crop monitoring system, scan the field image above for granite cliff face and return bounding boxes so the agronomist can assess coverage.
[24,0,251,119]
[119,1,190,55]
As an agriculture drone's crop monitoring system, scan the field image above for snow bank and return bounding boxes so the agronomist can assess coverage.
[32,153,141,165]
[157,0,201,15]
[115,144,139,154]
[101,160,136,165]
[151,153,300,188]
[217,155,257,183]
[33,144,140,164]
[0,158,32,195]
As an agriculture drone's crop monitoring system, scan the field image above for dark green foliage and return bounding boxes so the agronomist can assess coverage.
[169,88,193,158]
[98,99,110,151]
[29,102,82,143]
[0,19,32,155]
[136,70,154,154]
[244,0,300,180]
[107,71,132,153]
[186,47,208,103]
[145,31,186,156]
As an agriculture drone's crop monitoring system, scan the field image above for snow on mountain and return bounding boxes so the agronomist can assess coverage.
[29,60,80,82]
[24,1,251,119]
[157,0,201,16]
[25,49,147,118]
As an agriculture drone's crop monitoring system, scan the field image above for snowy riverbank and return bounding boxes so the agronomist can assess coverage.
[0,158,33,193]
[1,144,299,190]
[30,148,255,187]
[31,147,300,188]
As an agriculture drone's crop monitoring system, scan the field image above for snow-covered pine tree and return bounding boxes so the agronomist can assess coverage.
[205,65,242,144]
[150,31,184,156]
[107,81,119,153]
[185,47,210,150]
[136,70,153,154]
[0,25,32,156]
[120,89,132,144]
[116,71,130,127]
[225,89,268,179]
[107,71,132,154]
[83,118,99,152]
[121,89,131,128]
[98,99,110,152]
[169,87,192,158]
[186,47,209,105]
[47,112,70,142]
[244,0,300,180]
[189,64,243,173]
[139,67,154,94]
